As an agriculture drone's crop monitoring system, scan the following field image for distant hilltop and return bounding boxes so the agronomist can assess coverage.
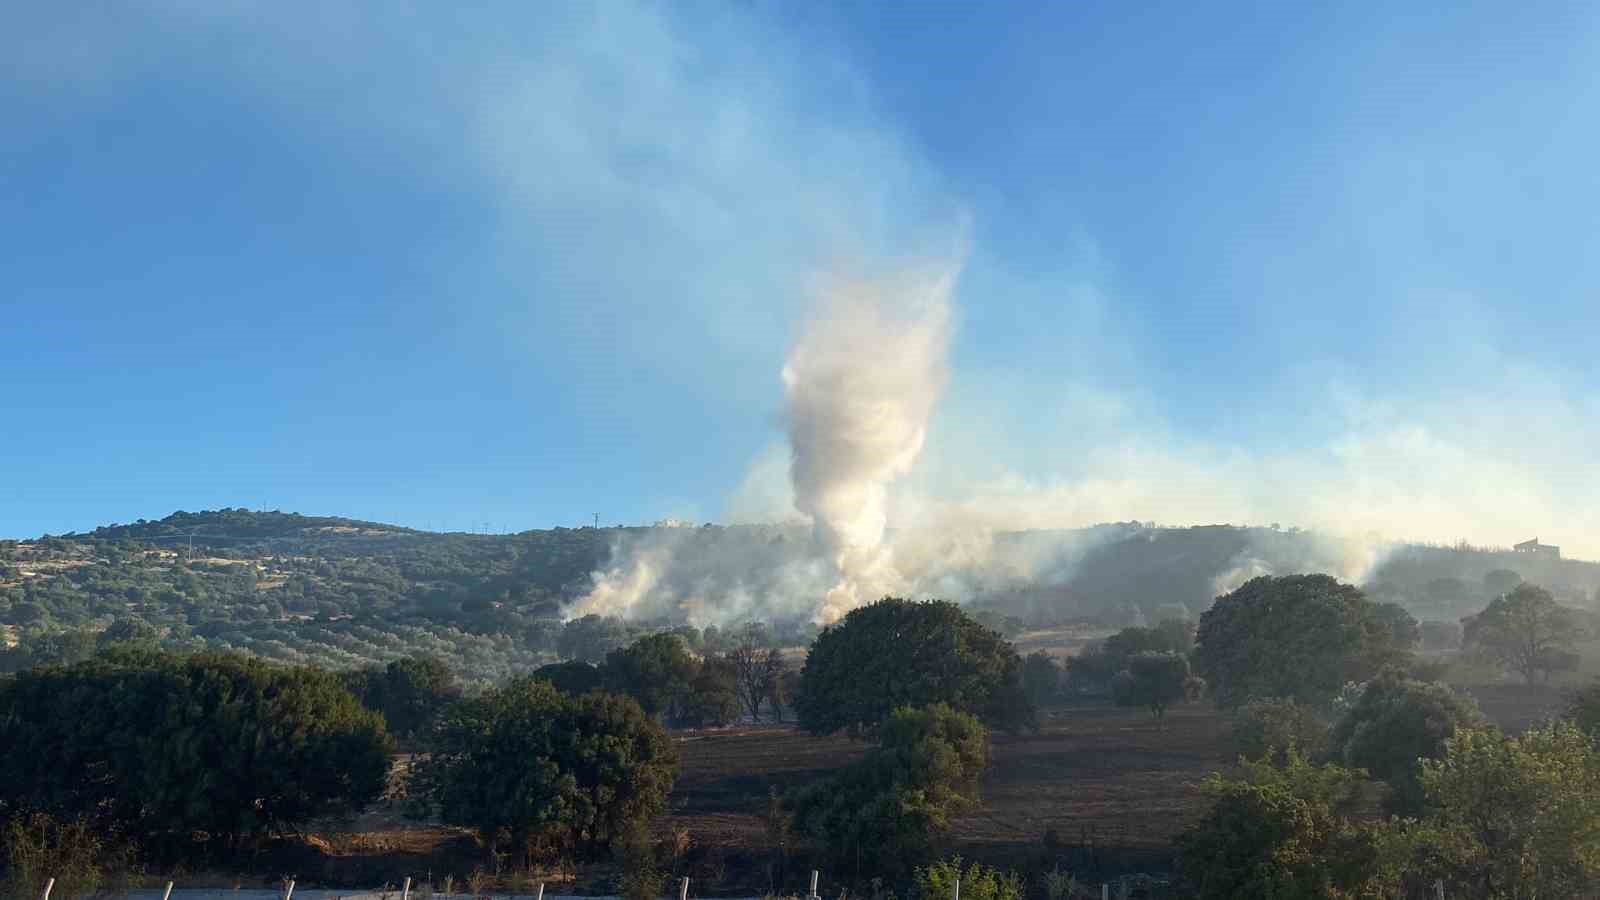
[15,509,1597,619]
[4,508,1596,682]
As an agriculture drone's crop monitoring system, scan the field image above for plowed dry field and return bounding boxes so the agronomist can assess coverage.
[670,700,1231,882]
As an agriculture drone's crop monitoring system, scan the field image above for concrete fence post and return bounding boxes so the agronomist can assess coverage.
[809,870,819,900]
[1100,884,1109,900]
[679,876,689,900]
[40,878,54,900]
[283,879,295,900]
[402,877,412,900]
[536,884,545,900]
[952,878,960,900]
[1435,879,1445,900]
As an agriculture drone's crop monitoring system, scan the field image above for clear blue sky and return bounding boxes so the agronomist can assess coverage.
[4,3,1598,552]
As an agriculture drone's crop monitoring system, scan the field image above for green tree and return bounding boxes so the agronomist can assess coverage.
[1020,651,1060,707]
[558,614,631,663]
[1462,583,1581,683]
[347,655,461,739]
[532,659,605,696]
[97,618,159,648]
[417,676,677,864]
[791,704,989,879]
[796,597,1034,737]
[1111,651,1190,719]
[603,633,698,722]
[1326,671,1485,815]
[0,649,390,855]
[1066,620,1193,694]
[1369,602,1421,650]
[680,657,740,727]
[1194,575,1411,709]
[1174,747,1383,899]
[1413,722,1600,897]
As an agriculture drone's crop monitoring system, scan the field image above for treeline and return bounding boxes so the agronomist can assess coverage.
[1169,575,1600,896]
[0,596,1037,894]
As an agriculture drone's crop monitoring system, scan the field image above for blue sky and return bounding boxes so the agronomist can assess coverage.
[4,2,1598,555]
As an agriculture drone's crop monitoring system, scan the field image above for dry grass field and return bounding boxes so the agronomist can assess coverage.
[265,670,1575,892]
[667,700,1232,887]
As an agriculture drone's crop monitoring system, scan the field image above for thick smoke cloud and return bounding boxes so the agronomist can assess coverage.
[571,262,961,625]
[783,266,955,622]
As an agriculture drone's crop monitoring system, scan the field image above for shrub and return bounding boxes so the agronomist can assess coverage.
[1327,671,1485,815]
[1175,747,1383,898]
[1226,697,1329,764]
[1,814,137,900]
[0,649,390,856]
[914,856,1024,900]
[791,705,989,879]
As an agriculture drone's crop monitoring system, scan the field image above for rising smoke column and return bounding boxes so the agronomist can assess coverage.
[783,265,958,622]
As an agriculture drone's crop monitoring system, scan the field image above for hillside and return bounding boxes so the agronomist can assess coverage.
[2,509,618,680]
[3,509,1597,681]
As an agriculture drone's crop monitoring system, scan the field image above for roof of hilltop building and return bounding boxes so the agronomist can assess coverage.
[1514,538,1561,557]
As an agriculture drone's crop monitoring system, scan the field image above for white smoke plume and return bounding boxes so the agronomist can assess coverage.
[569,261,960,625]
[783,266,957,622]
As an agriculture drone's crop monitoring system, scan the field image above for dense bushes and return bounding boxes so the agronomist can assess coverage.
[1065,619,1192,695]
[342,654,461,739]
[585,633,748,728]
[1325,672,1485,815]
[0,813,137,900]
[791,704,990,878]
[1176,748,1385,898]
[0,648,390,857]
[1226,697,1330,764]
[1180,721,1600,897]
[914,857,1024,900]
[413,675,677,864]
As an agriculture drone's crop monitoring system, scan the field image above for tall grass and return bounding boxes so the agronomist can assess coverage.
[1,814,137,900]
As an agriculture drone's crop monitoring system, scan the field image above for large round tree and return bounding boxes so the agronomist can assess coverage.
[1194,574,1413,709]
[795,597,1034,736]
[1326,670,1485,814]
[416,675,677,863]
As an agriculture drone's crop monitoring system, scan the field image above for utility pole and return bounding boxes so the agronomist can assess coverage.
[593,512,599,529]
